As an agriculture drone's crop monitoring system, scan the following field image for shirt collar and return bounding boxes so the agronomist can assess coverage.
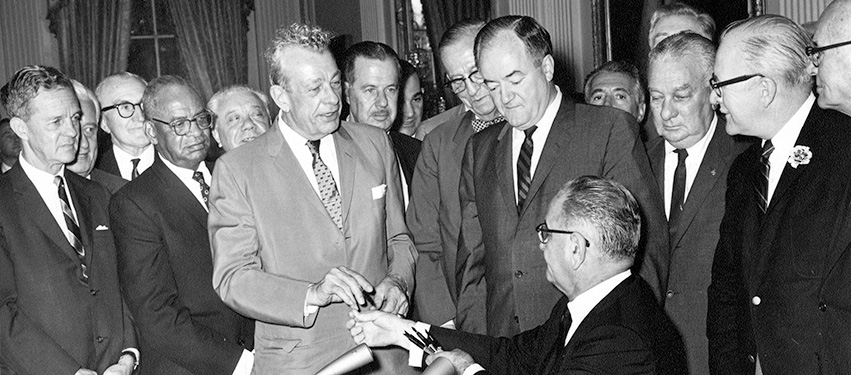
[113,143,153,164]
[664,113,718,154]
[768,93,815,150]
[18,152,65,185]
[567,269,631,322]
[159,154,210,182]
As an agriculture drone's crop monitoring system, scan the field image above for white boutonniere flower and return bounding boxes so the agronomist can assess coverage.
[788,145,812,168]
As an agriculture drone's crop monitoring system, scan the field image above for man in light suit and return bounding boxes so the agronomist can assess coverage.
[644,32,752,375]
[208,23,417,374]
[0,65,138,375]
[110,76,255,375]
[351,177,688,375]
[708,15,851,374]
[455,15,668,337]
[406,19,505,326]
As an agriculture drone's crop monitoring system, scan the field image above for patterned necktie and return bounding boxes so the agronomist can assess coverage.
[131,158,141,180]
[307,140,343,231]
[669,149,688,230]
[192,171,210,208]
[517,126,537,214]
[55,175,87,282]
[471,115,505,133]
[757,140,774,213]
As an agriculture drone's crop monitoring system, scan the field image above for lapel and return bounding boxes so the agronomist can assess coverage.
[494,123,518,217]
[65,171,95,269]
[564,275,635,354]
[521,98,576,219]
[150,158,208,229]
[646,135,666,196]
[334,124,356,227]
[451,111,476,148]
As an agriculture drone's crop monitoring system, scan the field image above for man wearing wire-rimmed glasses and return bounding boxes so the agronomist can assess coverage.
[95,72,154,180]
[811,0,851,117]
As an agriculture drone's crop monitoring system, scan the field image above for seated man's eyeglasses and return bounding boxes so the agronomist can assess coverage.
[149,111,214,136]
[444,70,485,94]
[102,101,143,119]
[709,73,765,98]
[806,40,851,67]
[535,223,590,247]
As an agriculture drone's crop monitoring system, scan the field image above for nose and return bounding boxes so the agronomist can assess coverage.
[602,94,613,107]
[660,99,677,121]
[376,90,389,108]
[403,100,414,119]
[321,83,341,106]
[464,78,482,96]
[499,85,515,105]
[131,104,145,122]
[78,131,90,151]
[240,117,256,132]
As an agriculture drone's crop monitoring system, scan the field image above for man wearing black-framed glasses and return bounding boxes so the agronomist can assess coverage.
[812,0,851,117]
[94,72,155,181]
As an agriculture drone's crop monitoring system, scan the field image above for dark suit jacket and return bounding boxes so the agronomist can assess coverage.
[433,275,687,375]
[0,164,136,374]
[645,119,753,375]
[456,95,668,336]
[110,158,253,375]
[390,130,421,196]
[95,146,122,178]
[90,168,127,195]
[708,104,851,374]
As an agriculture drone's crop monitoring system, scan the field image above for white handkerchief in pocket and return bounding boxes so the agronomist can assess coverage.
[95,225,109,231]
[372,184,387,200]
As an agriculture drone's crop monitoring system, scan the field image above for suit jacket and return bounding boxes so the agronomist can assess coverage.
[208,121,418,374]
[645,119,753,375]
[110,158,253,375]
[95,146,122,178]
[416,104,466,140]
[707,104,851,374]
[433,274,688,375]
[407,110,479,325]
[90,168,127,195]
[0,164,135,374]
[389,130,421,197]
[456,95,668,336]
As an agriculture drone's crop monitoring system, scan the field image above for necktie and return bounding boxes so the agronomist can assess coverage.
[307,140,343,231]
[757,140,774,213]
[542,305,573,373]
[131,158,140,180]
[669,149,688,231]
[192,171,210,208]
[55,175,87,282]
[471,115,505,133]
[517,126,537,214]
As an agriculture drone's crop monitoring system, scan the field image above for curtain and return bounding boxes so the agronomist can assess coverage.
[166,0,254,100]
[421,0,491,109]
[47,0,132,90]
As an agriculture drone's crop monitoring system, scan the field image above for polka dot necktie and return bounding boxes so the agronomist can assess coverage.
[307,140,343,231]
[192,171,210,209]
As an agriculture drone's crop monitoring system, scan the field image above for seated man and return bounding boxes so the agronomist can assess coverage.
[207,85,271,152]
[350,176,687,375]
[583,60,646,123]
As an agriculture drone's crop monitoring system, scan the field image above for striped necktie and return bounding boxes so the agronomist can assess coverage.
[757,140,774,213]
[55,175,87,282]
[517,126,537,214]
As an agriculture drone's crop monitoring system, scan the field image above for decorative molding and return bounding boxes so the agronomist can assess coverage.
[749,0,766,16]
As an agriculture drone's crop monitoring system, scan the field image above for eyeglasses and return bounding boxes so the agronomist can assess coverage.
[444,70,485,94]
[149,110,214,136]
[709,74,765,97]
[102,101,143,119]
[806,40,851,67]
[536,223,590,246]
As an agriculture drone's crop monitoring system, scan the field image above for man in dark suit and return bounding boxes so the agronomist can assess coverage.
[351,176,688,375]
[0,118,20,173]
[406,19,506,326]
[95,72,154,180]
[110,76,254,374]
[644,33,752,375]
[707,15,851,374]
[343,41,421,204]
[0,65,138,374]
[583,60,646,123]
[811,0,851,118]
[456,15,668,337]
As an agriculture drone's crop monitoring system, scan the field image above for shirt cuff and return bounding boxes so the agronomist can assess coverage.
[463,363,486,375]
[231,349,254,375]
[407,322,433,367]
[440,320,456,330]
[304,287,319,316]
[121,348,140,370]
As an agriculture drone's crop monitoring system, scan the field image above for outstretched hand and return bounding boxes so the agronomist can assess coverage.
[373,274,409,315]
[347,310,416,349]
[306,266,374,310]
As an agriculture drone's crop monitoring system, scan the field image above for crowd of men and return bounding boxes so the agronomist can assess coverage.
[2,1,851,374]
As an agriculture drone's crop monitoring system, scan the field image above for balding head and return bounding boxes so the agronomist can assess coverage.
[813,0,851,116]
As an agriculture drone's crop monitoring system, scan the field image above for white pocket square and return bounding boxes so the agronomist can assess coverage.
[95,225,109,231]
[372,184,387,200]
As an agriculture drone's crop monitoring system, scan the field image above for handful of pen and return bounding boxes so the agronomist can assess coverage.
[403,328,443,355]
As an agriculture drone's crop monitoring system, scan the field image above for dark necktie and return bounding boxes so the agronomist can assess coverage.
[131,158,140,180]
[307,140,343,231]
[542,305,573,373]
[471,115,505,133]
[192,171,210,208]
[757,140,774,214]
[517,126,537,214]
[55,175,87,282]
[669,149,688,232]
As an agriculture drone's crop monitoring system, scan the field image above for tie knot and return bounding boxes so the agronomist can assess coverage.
[761,140,775,158]
[192,171,205,184]
[306,140,321,156]
[131,158,140,168]
[675,148,688,162]
[54,175,64,188]
[524,126,538,139]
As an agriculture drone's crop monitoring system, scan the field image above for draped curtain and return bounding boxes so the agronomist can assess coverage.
[166,0,254,100]
[47,0,132,90]
[421,0,491,108]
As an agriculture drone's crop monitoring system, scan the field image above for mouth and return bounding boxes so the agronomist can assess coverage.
[318,111,339,121]
[240,136,256,144]
[371,112,389,121]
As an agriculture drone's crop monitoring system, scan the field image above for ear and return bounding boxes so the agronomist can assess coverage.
[144,121,159,145]
[637,102,647,123]
[757,77,777,108]
[269,85,290,113]
[541,54,555,82]
[567,233,588,270]
[99,117,111,134]
[9,117,28,142]
[212,126,223,147]
[344,81,352,105]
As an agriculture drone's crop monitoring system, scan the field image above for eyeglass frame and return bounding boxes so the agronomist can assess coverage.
[443,70,485,94]
[709,73,765,98]
[535,223,590,247]
[101,101,143,119]
[149,110,215,136]
[806,39,851,67]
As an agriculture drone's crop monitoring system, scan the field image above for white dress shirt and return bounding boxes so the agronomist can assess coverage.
[280,114,340,196]
[160,155,212,212]
[511,87,562,204]
[764,94,815,205]
[113,143,155,180]
[564,270,631,345]
[1,161,12,173]
[663,115,717,218]
[18,155,79,243]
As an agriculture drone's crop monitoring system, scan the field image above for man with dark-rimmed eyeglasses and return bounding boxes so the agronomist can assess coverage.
[812,0,851,117]
[94,72,155,180]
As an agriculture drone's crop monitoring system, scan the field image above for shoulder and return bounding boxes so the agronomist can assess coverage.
[66,171,110,203]
[90,169,127,195]
[418,104,465,138]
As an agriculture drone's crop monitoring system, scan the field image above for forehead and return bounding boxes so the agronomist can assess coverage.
[441,37,476,76]
[650,56,702,86]
[653,14,702,36]
[478,31,536,75]
[714,35,745,77]
[351,57,398,84]
[815,10,851,43]
[155,85,204,115]
[29,87,80,117]
[283,47,338,83]
[219,91,263,110]
[101,76,146,100]
[78,96,98,120]
[591,72,635,91]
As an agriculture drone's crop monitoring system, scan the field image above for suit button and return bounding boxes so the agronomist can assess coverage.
[238,338,245,346]
[513,316,519,323]
[819,302,827,312]
[748,354,755,363]
[514,270,523,278]
[666,290,675,299]
[90,289,98,296]
[96,336,104,343]
[752,296,761,306]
